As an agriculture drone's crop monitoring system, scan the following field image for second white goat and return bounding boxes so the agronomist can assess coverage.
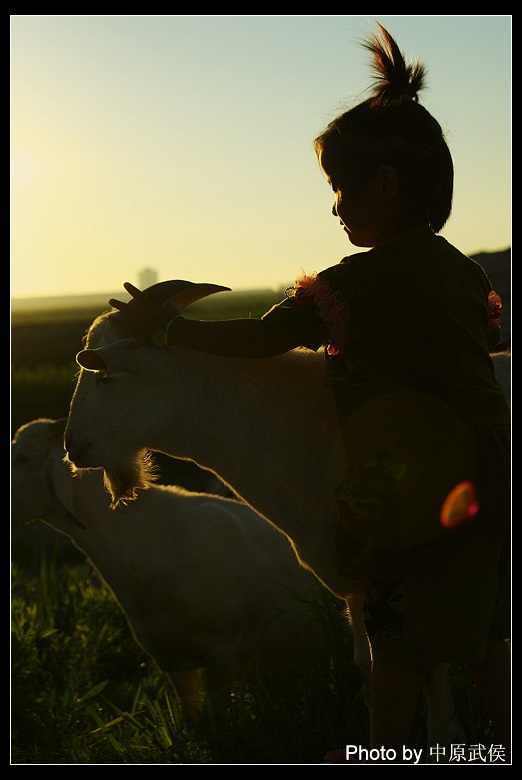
[12,416,346,725]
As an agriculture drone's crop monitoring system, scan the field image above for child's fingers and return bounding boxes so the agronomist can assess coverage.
[108,298,126,310]
[123,281,144,298]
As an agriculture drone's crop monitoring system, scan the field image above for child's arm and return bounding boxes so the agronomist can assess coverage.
[109,283,299,358]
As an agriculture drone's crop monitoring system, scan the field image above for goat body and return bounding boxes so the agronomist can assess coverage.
[66,314,351,596]
[12,417,343,724]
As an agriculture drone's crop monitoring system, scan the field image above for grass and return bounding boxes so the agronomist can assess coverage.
[11,543,498,765]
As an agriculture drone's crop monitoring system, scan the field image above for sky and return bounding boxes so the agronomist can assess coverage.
[10,15,512,300]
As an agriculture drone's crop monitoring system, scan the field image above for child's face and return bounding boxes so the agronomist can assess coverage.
[319,152,399,248]
[330,173,385,249]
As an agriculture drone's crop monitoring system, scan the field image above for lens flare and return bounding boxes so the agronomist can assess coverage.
[440,481,479,528]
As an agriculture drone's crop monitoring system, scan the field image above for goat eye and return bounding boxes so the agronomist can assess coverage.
[95,372,112,385]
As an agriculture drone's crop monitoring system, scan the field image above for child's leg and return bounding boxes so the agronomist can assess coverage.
[468,638,511,756]
[368,659,424,758]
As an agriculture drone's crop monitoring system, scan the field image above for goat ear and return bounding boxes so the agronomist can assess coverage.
[140,280,231,309]
[76,349,106,371]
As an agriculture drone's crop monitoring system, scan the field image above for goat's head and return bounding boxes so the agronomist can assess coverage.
[11,417,85,529]
[65,280,229,508]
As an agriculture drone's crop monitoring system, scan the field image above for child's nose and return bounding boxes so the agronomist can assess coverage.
[332,203,338,217]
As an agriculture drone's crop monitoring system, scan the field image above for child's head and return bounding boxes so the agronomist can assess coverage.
[314,23,453,242]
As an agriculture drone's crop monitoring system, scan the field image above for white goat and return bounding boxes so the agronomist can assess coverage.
[65,281,509,750]
[12,416,345,726]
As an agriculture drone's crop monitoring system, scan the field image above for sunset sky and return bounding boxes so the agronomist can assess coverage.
[11,15,511,301]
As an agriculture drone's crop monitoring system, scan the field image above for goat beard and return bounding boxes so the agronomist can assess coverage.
[103,451,158,509]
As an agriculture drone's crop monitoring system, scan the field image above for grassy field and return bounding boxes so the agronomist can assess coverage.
[11,552,496,764]
[10,293,500,764]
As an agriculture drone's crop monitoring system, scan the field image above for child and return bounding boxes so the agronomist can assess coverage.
[109,23,511,762]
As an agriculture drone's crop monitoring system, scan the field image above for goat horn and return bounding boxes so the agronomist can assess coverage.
[138,280,231,310]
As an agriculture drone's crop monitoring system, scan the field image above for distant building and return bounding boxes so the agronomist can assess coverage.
[138,268,158,289]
